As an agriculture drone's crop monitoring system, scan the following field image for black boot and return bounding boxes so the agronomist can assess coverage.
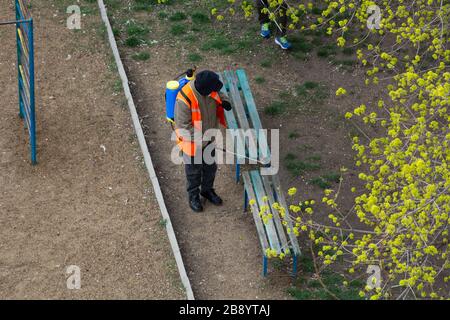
[189,194,203,212]
[201,189,223,206]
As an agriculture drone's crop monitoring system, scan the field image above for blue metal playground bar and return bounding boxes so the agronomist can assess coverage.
[11,0,36,164]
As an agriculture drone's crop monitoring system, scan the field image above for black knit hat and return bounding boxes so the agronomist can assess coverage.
[194,70,223,96]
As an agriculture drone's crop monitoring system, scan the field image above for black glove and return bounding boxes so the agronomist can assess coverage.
[222,100,232,111]
[186,68,195,78]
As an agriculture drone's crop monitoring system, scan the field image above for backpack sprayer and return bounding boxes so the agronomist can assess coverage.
[165,67,196,125]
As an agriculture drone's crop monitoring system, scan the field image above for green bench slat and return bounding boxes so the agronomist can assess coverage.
[219,72,246,163]
[242,172,269,252]
[271,175,302,255]
[260,173,289,253]
[236,69,270,164]
[218,73,239,130]
[223,70,259,161]
[249,170,281,253]
[224,70,251,130]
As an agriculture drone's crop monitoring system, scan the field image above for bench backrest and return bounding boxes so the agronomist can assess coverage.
[218,69,270,165]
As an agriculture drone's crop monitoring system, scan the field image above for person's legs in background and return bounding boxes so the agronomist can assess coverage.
[255,0,292,49]
[273,1,291,49]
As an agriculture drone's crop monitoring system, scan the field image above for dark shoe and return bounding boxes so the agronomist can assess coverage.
[201,189,223,206]
[189,194,203,212]
[275,36,292,50]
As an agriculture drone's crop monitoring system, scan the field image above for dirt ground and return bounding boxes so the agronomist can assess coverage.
[0,1,184,299]
[0,0,380,300]
[105,2,376,299]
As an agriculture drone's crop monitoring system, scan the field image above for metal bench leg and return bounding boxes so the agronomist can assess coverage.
[243,189,248,212]
[19,100,24,119]
[235,163,240,183]
[292,254,298,278]
[263,256,268,277]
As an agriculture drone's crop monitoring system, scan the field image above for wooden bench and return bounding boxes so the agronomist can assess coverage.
[218,69,301,276]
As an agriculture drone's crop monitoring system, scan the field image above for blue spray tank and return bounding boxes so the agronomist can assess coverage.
[165,68,196,123]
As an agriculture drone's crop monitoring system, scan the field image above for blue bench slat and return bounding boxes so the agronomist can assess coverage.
[219,72,247,163]
[224,71,253,131]
[223,70,260,163]
[236,69,270,164]
[250,170,281,253]
[271,175,302,255]
[242,172,269,252]
[260,173,290,253]
[218,73,239,130]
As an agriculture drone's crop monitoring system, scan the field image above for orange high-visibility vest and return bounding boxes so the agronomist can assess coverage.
[175,82,226,156]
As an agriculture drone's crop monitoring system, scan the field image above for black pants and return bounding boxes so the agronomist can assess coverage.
[183,147,217,198]
[256,0,288,36]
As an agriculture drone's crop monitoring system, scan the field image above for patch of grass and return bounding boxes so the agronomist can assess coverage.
[295,81,329,110]
[191,25,202,32]
[113,79,122,93]
[200,35,241,55]
[288,252,363,300]
[184,34,196,43]
[132,51,151,61]
[81,6,96,15]
[264,100,286,116]
[332,58,357,71]
[289,34,314,53]
[125,36,140,47]
[292,51,309,61]
[285,153,296,161]
[305,155,321,162]
[285,154,321,176]
[104,0,121,10]
[187,52,202,62]
[287,287,313,300]
[255,76,265,84]
[288,132,299,139]
[96,23,108,40]
[158,218,168,228]
[299,253,315,273]
[324,172,341,182]
[236,39,253,51]
[260,59,272,68]
[170,23,185,36]
[191,12,210,24]
[309,177,331,189]
[112,27,120,38]
[264,81,329,116]
[158,11,169,19]
[133,0,155,11]
[298,144,313,152]
[317,44,338,58]
[309,171,341,189]
[304,81,319,89]
[334,59,356,66]
[311,7,323,15]
[126,21,149,37]
[169,12,187,21]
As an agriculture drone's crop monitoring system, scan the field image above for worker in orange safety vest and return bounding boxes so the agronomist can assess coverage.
[174,70,232,212]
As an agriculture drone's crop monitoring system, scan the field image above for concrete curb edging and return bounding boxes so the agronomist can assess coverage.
[97,0,194,300]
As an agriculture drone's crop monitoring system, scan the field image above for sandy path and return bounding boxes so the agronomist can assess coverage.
[0,0,184,299]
